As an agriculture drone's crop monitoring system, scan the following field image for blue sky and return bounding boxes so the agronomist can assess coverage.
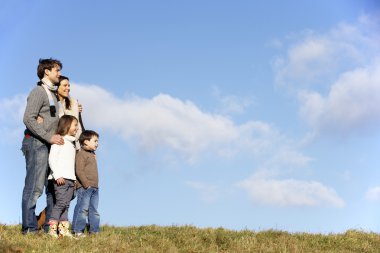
[1,0,380,233]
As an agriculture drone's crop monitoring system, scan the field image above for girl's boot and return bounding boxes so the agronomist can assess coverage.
[48,220,58,238]
[58,221,73,238]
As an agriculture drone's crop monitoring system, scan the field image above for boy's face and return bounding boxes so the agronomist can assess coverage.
[84,135,99,151]
[44,64,61,84]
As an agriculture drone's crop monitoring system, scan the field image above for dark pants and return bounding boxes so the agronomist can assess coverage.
[50,180,75,221]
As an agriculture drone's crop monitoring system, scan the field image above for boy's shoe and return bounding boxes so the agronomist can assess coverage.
[74,232,86,238]
[58,221,74,238]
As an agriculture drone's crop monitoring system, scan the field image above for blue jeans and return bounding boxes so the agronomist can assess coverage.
[72,187,100,233]
[21,135,53,233]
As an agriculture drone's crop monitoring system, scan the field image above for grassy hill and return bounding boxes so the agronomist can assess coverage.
[1,224,380,252]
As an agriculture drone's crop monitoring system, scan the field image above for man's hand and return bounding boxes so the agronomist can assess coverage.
[50,134,64,145]
[56,177,65,186]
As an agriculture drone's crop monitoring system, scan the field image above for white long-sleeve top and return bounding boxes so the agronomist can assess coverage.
[48,135,76,180]
[58,98,83,150]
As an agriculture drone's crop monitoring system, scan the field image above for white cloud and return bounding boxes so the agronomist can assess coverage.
[219,95,252,115]
[238,170,345,208]
[73,84,296,162]
[274,14,380,88]
[365,187,380,201]
[0,94,26,143]
[273,13,380,136]
[1,85,310,169]
[212,86,253,115]
[0,94,26,123]
[274,34,361,88]
[299,60,380,134]
[270,148,313,168]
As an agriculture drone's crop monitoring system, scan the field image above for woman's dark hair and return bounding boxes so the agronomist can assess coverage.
[79,130,99,146]
[58,75,71,110]
[56,115,77,136]
[37,58,62,80]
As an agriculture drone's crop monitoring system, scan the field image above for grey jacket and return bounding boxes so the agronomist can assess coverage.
[23,85,60,143]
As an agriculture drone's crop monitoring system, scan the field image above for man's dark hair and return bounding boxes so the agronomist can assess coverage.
[79,130,99,146]
[37,58,62,79]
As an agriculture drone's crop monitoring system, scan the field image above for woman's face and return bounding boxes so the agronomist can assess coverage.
[57,79,70,99]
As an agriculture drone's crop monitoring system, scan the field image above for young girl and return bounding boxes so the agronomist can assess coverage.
[47,115,78,238]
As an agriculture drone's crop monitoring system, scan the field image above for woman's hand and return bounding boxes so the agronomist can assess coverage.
[78,101,83,113]
[36,115,44,124]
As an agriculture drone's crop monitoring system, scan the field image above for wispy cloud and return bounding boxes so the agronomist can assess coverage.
[298,61,380,134]
[238,170,345,208]
[0,94,26,123]
[212,86,254,115]
[0,94,26,143]
[273,13,380,136]
[365,187,380,201]
[1,84,311,170]
[73,84,305,163]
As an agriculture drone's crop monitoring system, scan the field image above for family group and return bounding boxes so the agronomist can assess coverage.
[21,58,101,238]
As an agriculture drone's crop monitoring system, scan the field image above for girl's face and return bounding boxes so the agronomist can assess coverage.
[68,119,78,136]
[57,79,70,99]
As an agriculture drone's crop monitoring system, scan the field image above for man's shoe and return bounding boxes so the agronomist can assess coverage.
[22,228,38,235]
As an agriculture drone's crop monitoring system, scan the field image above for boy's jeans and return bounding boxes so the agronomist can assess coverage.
[21,135,53,233]
[72,187,100,233]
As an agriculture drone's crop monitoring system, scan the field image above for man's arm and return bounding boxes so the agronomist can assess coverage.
[35,116,64,145]
[23,88,63,145]
[23,88,51,141]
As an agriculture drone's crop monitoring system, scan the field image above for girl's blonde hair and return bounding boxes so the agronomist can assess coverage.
[56,115,77,136]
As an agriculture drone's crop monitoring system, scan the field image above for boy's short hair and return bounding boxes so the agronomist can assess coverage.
[37,58,62,79]
[79,130,99,146]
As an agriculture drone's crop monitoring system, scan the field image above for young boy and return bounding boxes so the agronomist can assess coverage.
[72,130,100,237]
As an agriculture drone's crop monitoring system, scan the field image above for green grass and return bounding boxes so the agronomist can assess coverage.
[1,224,380,252]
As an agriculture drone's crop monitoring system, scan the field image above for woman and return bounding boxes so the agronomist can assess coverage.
[56,76,83,149]
[37,75,84,149]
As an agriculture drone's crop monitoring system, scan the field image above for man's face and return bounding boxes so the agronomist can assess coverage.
[45,65,61,84]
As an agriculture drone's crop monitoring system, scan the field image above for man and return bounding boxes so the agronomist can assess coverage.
[21,58,64,234]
